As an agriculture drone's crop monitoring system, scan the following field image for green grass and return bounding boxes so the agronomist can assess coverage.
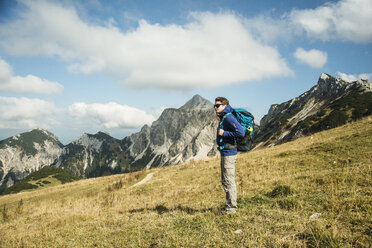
[0,116,371,247]
[3,166,79,195]
[301,90,372,135]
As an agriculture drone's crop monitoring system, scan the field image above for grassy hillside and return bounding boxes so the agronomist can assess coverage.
[3,166,79,195]
[0,117,371,247]
[255,89,372,147]
[300,90,372,135]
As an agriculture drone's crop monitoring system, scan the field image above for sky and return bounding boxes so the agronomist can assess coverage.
[0,0,371,144]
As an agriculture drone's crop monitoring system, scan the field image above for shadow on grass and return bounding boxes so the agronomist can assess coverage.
[129,204,215,215]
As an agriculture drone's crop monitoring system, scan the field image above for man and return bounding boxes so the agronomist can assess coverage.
[214,97,245,214]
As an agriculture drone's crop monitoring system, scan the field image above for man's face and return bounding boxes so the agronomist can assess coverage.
[214,101,226,115]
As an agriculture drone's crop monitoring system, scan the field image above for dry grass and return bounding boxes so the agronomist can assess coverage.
[1,116,371,247]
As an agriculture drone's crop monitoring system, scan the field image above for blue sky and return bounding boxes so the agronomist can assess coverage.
[0,0,371,144]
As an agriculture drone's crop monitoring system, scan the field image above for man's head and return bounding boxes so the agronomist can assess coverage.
[214,97,229,115]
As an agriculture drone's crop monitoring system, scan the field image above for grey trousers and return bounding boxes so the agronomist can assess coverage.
[221,155,237,211]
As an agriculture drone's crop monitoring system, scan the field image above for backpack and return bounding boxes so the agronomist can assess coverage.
[221,108,255,152]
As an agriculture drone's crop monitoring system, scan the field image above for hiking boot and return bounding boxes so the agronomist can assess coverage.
[224,208,237,214]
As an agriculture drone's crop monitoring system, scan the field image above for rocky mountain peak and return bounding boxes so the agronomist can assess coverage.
[356,79,372,92]
[315,73,351,96]
[71,133,109,152]
[52,131,121,178]
[0,128,63,150]
[0,128,64,193]
[28,127,58,139]
[256,72,372,148]
[119,94,218,170]
[319,72,330,80]
[179,94,213,111]
[315,73,371,96]
[261,73,370,126]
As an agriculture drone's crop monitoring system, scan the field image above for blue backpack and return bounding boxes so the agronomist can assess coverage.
[222,108,255,152]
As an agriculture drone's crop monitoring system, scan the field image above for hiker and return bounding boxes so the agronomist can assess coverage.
[214,97,245,214]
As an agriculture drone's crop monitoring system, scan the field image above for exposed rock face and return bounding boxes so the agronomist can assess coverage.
[0,128,63,193]
[52,132,124,178]
[256,73,372,147]
[0,95,219,192]
[120,94,218,170]
[261,74,371,126]
[3,76,371,194]
[51,95,218,177]
[4,74,370,193]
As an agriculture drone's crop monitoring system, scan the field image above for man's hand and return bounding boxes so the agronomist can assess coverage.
[218,128,224,136]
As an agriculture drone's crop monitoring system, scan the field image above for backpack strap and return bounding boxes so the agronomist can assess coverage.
[219,112,232,129]
[218,113,235,150]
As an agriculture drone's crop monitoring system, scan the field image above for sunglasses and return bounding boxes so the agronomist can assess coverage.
[214,104,223,108]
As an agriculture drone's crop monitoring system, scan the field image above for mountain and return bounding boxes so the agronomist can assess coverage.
[119,94,218,171]
[51,132,124,178]
[0,128,63,194]
[6,75,370,194]
[255,73,372,147]
[51,95,218,178]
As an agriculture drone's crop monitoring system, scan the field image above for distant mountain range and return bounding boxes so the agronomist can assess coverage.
[51,95,217,178]
[0,95,218,193]
[1,73,371,194]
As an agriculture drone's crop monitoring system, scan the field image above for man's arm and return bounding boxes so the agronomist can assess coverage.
[222,115,245,138]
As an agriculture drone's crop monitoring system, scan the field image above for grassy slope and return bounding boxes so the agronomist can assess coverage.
[3,166,79,195]
[0,117,371,247]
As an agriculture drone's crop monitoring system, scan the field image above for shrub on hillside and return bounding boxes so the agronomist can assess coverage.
[3,166,78,195]
[4,182,38,194]
[26,166,56,181]
[310,110,348,132]
[53,172,78,184]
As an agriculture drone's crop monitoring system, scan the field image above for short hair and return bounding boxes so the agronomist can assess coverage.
[215,97,229,105]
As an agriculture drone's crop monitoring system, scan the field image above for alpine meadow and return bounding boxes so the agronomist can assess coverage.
[1,1,372,247]
[0,116,371,247]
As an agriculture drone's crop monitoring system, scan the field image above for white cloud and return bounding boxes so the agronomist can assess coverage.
[0,59,63,94]
[294,48,327,68]
[244,14,292,44]
[0,97,156,137]
[0,97,58,129]
[337,72,372,82]
[68,102,155,129]
[289,0,372,43]
[0,1,292,90]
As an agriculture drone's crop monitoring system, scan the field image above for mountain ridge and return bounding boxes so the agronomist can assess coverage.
[256,73,372,147]
[52,131,123,178]
[1,73,372,193]
[51,94,217,178]
[119,95,217,170]
[179,94,213,111]
[260,73,371,126]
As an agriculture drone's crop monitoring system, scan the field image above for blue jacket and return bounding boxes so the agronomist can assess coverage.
[216,105,245,156]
